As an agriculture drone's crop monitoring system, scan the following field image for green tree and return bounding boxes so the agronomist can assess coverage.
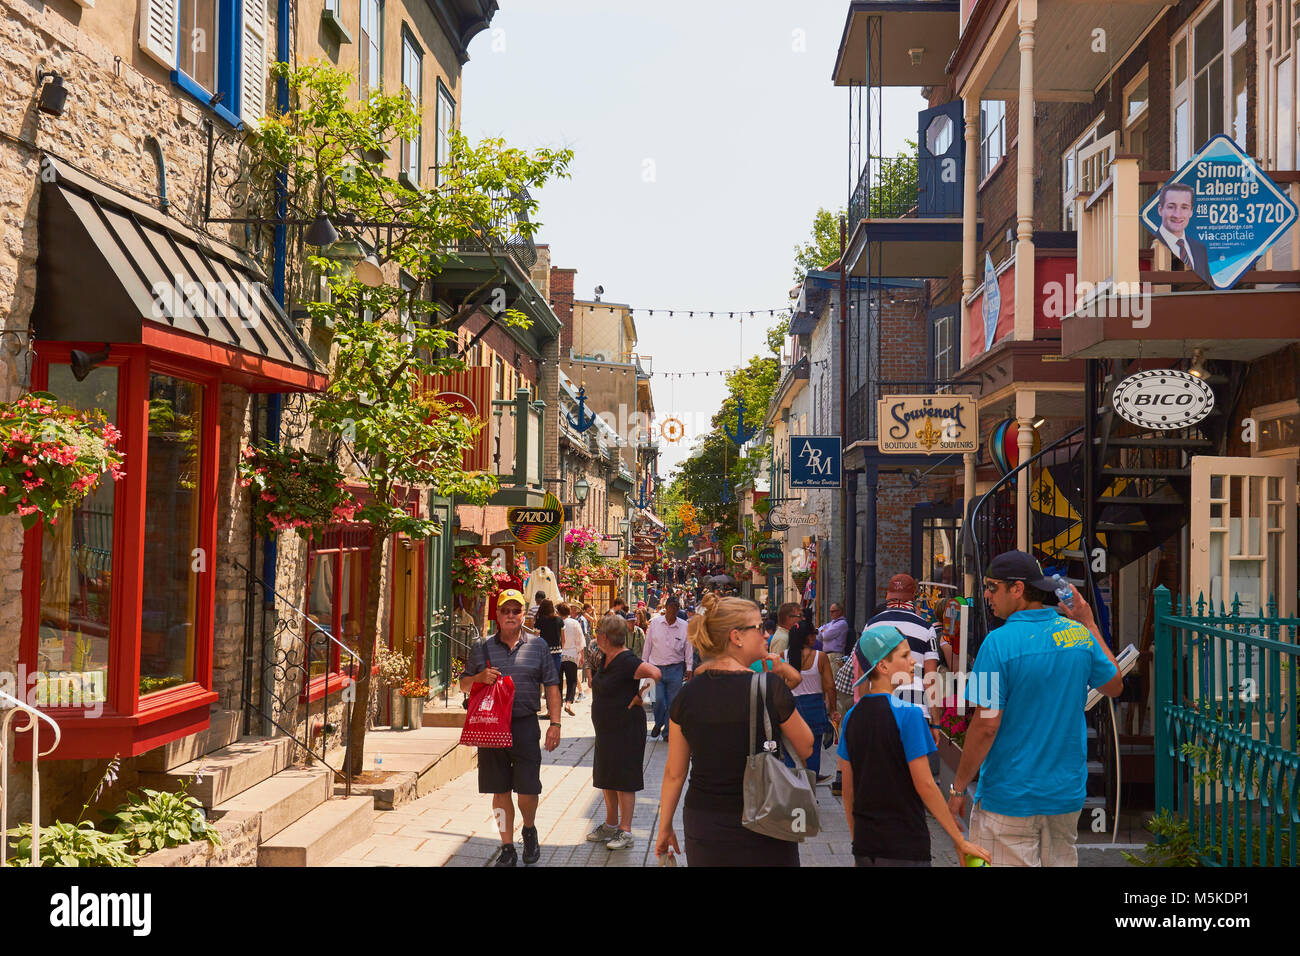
[869,141,919,218]
[250,63,573,773]
[792,208,844,284]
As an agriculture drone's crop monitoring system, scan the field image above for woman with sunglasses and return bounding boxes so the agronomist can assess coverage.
[655,593,812,867]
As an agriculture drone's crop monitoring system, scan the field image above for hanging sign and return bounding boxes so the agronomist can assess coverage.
[597,536,623,558]
[730,544,747,563]
[506,492,564,545]
[789,436,842,488]
[770,505,821,526]
[757,542,783,566]
[1141,135,1299,290]
[1112,370,1215,430]
[877,394,979,454]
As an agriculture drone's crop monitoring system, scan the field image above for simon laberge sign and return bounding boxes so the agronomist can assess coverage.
[877,395,979,455]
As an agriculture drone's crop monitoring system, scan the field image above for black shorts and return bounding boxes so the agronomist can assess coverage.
[477,714,542,795]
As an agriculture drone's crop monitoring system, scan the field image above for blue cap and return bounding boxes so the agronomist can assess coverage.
[851,626,908,688]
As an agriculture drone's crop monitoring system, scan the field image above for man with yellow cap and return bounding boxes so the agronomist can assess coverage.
[460,588,562,866]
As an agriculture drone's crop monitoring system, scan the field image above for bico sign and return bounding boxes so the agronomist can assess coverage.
[877,395,979,454]
[1112,370,1214,430]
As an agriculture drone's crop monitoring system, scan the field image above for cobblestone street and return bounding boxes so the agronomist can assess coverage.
[334,693,961,867]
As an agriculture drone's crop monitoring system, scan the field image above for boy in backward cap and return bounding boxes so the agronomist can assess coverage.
[837,626,990,867]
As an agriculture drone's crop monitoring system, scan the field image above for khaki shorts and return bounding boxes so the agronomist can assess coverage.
[969,805,1080,867]
[826,653,852,723]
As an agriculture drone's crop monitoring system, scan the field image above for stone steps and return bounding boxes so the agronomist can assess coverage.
[257,796,375,867]
[139,735,296,809]
[136,709,242,772]
[210,767,333,842]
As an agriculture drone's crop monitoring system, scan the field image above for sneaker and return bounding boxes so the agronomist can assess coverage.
[495,844,518,867]
[816,773,834,785]
[586,822,620,843]
[647,731,660,741]
[831,779,843,797]
[521,825,541,865]
[649,726,662,738]
[605,830,634,851]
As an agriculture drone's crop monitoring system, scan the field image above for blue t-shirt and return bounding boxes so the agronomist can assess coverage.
[965,608,1118,816]
[836,694,934,765]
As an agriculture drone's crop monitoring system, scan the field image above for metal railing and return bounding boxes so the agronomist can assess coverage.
[848,155,921,225]
[848,379,976,444]
[234,558,358,794]
[452,188,538,271]
[0,690,62,866]
[1153,585,1299,865]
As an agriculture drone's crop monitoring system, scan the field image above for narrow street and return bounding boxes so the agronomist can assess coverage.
[334,695,961,867]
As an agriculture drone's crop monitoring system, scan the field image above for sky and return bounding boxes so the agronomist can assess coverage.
[462,0,924,475]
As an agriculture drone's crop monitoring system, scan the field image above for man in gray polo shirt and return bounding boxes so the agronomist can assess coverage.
[462,589,562,866]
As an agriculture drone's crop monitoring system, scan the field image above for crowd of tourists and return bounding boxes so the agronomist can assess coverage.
[458,548,1123,868]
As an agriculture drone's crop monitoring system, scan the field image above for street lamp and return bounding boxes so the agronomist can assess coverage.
[574,476,590,504]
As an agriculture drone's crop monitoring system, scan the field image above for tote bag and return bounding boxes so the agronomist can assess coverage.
[459,675,515,749]
[741,672,820,842]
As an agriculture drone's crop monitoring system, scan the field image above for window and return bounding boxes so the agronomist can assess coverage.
[930,308,957,382]
[1262,1,1300,171]
[1123,67,1151,159]
[305,529,373,686]
[360,0,383,99]
[140,0,267,129]
[436,80,455,186]
[1061,117,1109,230]
[979,100,1006,181]
[1171,0,1249,168]
[401,29,423,185]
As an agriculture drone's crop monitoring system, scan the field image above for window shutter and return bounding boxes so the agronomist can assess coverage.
[138,0,178,70]
[240,0,269,128]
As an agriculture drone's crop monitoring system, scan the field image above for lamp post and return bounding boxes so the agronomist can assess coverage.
[620,515,633,605]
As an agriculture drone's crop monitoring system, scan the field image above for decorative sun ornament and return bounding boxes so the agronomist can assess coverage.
[677,503,696,523]
[660,416,685,444]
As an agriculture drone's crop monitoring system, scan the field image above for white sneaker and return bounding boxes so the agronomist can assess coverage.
[605,831,634,851]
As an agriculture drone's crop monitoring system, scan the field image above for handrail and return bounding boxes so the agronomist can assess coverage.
[0,689,63,866]
[969,426,1085,641]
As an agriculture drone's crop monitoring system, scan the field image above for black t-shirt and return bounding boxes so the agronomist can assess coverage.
[669,670,796,813]
[840,695,931,861]
[538,616,563,652]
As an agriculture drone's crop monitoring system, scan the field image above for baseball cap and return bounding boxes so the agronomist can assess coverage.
[496,589,526,609]
[851,626,908,688]
[886,573,917,598]
[985,550,1059,603]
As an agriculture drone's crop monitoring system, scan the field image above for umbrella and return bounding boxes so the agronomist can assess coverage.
[711,573,735,585]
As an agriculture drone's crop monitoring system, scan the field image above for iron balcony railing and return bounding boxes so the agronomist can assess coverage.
[1153,586,1299,866]
[848,155,921,225]
[847,379,976,445]
[452,188,538,272]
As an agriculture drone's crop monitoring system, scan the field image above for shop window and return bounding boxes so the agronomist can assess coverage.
[304,528,373,697]
[1251,400,1300,457]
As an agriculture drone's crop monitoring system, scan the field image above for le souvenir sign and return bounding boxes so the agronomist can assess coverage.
[1140,135,1299,290]
[877,395,979,454]
[506,492,564,545]
[1112,370,1215,430]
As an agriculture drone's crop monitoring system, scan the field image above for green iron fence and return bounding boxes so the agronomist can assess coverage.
[1153,585,1300,866]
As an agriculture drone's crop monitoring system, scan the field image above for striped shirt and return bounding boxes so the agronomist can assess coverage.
[865,603,940,707]
[467,631,560,719]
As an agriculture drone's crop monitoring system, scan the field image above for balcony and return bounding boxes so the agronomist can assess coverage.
[452,187,538,271]
[1062,157,1300,361]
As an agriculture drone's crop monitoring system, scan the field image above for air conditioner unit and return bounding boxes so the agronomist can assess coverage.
[592,352,608,363]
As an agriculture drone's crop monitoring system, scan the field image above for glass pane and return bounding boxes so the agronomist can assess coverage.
[38,365,118,708]
[1210,474,1224,497]
[1175,37,1188,86]
[306,554,336,677]
[1231,52,1247,144]
[1248,476,1262,554]
[1194,6,1223,74]
[1127,75,1150,122]
[1279,56,1295,170]
[1175,99,1191,167]
[139,374,203,696]
[341,550,369,670]
[1231,0,1247,30]
[178,0,218,92]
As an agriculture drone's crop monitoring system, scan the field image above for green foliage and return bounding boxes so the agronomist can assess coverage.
[1121,811,1203,867]
[792,208,843,284]
[5,821,136,868]
[104,786,222,856]
[869,143,919,218]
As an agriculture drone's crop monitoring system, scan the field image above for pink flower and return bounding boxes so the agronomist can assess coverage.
[260,492,277,502]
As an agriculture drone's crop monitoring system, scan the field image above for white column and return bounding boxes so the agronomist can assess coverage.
[1014,0,1037,341]
[960,93,979,369]
[1015,389,1036,553]
[963,450,977,596]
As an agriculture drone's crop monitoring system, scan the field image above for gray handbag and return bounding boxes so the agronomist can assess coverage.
[741,672,821,842]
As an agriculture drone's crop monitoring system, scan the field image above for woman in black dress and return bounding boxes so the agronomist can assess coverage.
[656,593,813,867]
[588,614,661,851]
[535,600,564,697]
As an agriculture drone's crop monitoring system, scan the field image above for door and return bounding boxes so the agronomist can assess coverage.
[917,101,964,217]
[426,497,454,691]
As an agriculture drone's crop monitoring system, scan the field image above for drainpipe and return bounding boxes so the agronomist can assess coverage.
[143,136,169,213]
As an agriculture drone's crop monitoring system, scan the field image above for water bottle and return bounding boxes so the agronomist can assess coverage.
[1051,574,1075,611]
[375,751,383,770]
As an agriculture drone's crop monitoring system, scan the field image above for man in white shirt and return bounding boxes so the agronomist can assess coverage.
[642,595,691,741]
[768,602,801,656]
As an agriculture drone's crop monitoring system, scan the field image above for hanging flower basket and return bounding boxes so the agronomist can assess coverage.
[0,392,125,531]
[238,442,357,538]
[452,549,497,600]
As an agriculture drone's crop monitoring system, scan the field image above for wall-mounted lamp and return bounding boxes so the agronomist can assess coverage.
[304,213,339,247]
[36,68,68,117]
[1187,348,1209,379]
[70,344,111,382]
[908,48,925,67]
[574,476,590,503]
[1032,417,1046,429]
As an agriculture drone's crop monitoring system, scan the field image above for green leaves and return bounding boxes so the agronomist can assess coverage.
[103,787,222,855]
[5,821,136,868]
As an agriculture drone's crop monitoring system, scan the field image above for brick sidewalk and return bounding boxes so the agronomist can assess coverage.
[334,691,963,867]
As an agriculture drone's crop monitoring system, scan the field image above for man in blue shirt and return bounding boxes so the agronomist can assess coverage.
[946,551,1124,866]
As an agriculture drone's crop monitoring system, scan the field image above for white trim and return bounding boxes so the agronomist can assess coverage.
[138,0,179,71]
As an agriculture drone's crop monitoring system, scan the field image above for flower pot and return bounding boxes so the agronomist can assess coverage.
[389,689,405,731]
[405,695,425,730]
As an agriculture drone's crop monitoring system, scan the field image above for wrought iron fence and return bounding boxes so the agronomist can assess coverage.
[1153,585,1299,866]
[848,379,976,445]
[848,155,921,225]
[452,188,538,271]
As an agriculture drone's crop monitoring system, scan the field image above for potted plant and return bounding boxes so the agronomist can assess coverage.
[238,442,357,537]
[374,647,412,732]
[0,392,125,530]
[400,676,430,730]
[935,702,970,772]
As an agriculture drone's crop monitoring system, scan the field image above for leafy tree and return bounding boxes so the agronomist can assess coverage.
[869,141,919,218]
[248,63,573,773]
[792,208,843,284]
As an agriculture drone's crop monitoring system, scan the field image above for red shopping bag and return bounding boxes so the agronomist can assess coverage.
[459,675,515,748]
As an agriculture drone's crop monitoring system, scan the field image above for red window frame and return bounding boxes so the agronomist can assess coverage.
[302,526,374,703]
[20,343,219,760]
